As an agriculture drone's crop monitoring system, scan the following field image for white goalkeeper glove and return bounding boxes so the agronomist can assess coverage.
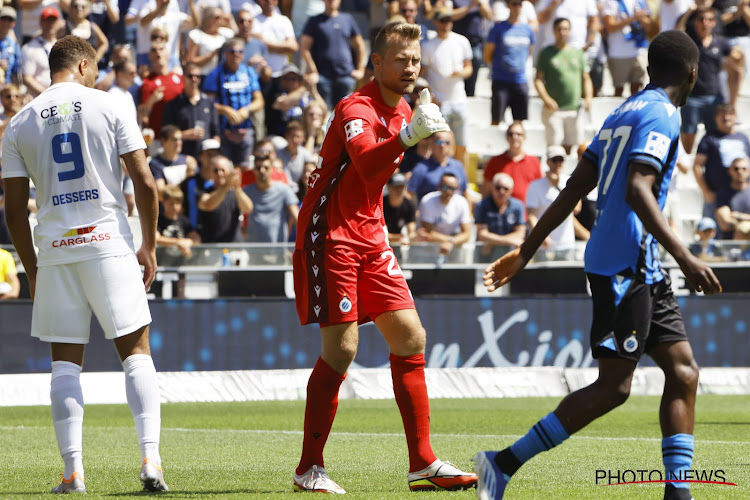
[398,89,450,148]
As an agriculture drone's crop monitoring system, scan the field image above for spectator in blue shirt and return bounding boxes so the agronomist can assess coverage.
[299,0,367,110]
[475,172,527,258]
[203,37,265,169]
[484,1,535,124]
[407,130,469,202]
[0,7,19,85]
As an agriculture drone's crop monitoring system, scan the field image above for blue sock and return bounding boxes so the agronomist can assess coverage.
[509,412,570,465]
[662,434,694,489]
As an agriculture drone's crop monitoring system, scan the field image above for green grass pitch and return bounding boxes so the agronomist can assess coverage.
[0,395,747,499]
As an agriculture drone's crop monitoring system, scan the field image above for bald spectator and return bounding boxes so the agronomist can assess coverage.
[475,172,526,258]
[482,121,542,204]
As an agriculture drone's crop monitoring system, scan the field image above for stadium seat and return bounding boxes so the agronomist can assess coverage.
[586,97,626,130]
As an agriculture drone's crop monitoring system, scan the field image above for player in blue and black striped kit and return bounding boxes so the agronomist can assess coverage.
[475,30,723,500]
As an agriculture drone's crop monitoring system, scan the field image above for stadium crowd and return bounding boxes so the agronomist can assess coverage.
[1,0,750,264]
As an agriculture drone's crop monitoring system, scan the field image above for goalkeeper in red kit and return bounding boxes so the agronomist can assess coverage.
[292,21,478,494]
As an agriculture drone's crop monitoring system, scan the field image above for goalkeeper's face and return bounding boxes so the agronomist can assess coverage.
[376,37,421,97]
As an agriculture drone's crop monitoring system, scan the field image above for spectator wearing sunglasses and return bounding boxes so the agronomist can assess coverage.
[407,130,470,202]
[61,0,109,63]
[416,173,473,259]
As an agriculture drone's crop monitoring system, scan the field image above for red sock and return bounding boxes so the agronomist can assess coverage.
[390,353,437,472]
[296,357,345,475]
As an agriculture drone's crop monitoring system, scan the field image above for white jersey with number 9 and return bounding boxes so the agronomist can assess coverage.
[1,82,146,267]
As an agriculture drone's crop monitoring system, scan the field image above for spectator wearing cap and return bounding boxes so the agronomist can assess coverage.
[300,0,366,111]
[475,172,527,258]
[384,172,417,245]
[20,3,61,45]
[0,7,20,85]
[267,62,326,136]
[716,155,750,238]
[186,6,236,76]
[421,5,473,167]
[482,120,542,203]
[526,145,580,252]
[484,0,535,125]
[689,217,721,259]
[180,138,223,228]
[535,17,593,155]
[21,6,60,98]
[254,0,298,78]
[277,120,316,192]
[203,37,265,169]
[162,62,221,159]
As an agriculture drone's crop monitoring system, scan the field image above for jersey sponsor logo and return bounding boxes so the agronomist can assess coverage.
[40,101,83,126]
[344,119,364,141]
[52,188,99,206]
[52,230,111,248]
[623,335,638,353]
[644,131,670,161]
[339,296,353,314]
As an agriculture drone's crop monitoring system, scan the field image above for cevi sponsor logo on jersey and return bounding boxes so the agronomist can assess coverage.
[39,101,83,126]
[52,226,111,247]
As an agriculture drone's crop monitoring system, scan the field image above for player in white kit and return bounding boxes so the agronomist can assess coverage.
[2,36,168,494]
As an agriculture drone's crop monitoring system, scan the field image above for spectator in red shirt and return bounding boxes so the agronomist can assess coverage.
[482,120,542,204]
[138,43,184,133]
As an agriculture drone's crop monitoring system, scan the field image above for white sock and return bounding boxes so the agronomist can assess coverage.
[123,354,162,466]
[50,361,84,479]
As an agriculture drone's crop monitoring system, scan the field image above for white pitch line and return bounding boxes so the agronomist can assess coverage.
[1,426,748,445]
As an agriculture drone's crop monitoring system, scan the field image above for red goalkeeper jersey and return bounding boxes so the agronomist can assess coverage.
[296,80,411,252]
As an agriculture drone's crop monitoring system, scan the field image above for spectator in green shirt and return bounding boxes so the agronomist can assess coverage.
[534,17,593,155]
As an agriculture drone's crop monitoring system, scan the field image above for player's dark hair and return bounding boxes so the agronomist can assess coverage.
[160,124,180,141]
[373,21,421,56]
[553,17,570,29]
[647,30,699,86]
[49,35,97,75]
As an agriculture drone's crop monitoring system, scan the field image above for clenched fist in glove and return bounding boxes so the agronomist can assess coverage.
[398,89,451,148]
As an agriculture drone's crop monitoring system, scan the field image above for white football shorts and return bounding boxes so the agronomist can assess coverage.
[32,253,151,343]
